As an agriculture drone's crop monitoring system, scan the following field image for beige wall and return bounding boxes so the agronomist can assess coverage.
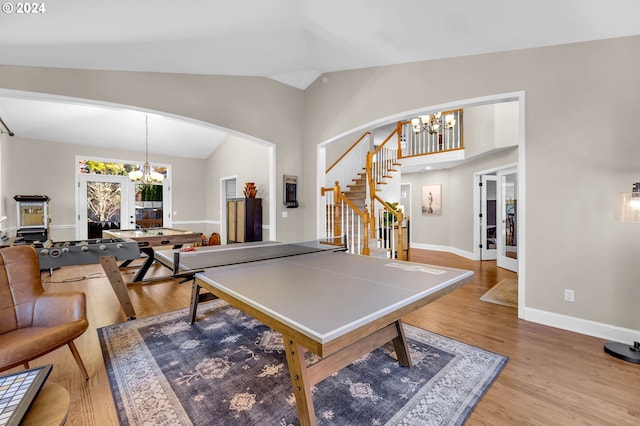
[402,148,518,253]
[303,36,640,335]
[1,35,639,340]
[0,66,306,242]
[2,135,208,241]
[205,134,271,239]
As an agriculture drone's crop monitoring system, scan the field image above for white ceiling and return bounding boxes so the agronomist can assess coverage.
[1,0,640,159]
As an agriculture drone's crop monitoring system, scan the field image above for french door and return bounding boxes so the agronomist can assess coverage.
[77,175,134,239]
[497,168,518,272]
[480,175,497,260]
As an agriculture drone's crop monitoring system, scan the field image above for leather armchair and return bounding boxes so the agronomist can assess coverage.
[0,245,89,379]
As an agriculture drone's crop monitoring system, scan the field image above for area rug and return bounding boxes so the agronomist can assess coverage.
[480,279,518,307]
[98,300,507,426]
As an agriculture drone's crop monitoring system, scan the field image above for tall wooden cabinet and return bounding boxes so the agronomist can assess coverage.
[227,198,262,243]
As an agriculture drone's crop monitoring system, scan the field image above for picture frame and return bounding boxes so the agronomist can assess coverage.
[421,184,442,215]
[283,175,299,208]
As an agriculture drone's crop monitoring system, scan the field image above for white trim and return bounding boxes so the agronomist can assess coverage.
[49,224,75,230]
[316,145,326,238]
[173,220,219,226]
[410,243,475,260]
[523,307,640,345]
[516,93,526,319]
[268,144,276,241]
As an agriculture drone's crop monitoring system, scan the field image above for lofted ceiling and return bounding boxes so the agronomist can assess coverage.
[1,0,640,159]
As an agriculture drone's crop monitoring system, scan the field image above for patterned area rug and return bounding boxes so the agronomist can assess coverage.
[480,279,518,308]
[98,300,507,425]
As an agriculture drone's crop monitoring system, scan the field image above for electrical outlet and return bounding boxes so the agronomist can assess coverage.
[564,289,575,302]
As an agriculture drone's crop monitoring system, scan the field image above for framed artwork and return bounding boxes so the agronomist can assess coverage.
[283,175,299,208]
[421,184,441,215]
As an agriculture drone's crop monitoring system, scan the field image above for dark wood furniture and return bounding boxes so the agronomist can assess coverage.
[227,198,262,243]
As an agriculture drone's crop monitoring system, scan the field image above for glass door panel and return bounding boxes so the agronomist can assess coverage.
[497,168,517,272]
[135,184,164,229]
[481,175,497,260]
[78,175,133,239]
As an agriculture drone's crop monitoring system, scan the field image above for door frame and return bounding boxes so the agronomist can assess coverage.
[77,174,133,240]
[496,166,518,272]
[473,163,518,263]
[75,155,172,240]
[321,91,526,318]
[219,175,238,245]
[479,174,498,260]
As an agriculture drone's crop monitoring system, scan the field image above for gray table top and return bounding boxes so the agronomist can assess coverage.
[195,250,473,344]
[155,240,339,270]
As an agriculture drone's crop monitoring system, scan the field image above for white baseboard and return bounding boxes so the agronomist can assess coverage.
[522,306,640,345]
[411,243,640,345]
[173,220,219,226]
[410,242,476,260]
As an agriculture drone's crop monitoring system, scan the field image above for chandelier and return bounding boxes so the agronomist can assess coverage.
[411,112,456,134]
[129,115,164,185]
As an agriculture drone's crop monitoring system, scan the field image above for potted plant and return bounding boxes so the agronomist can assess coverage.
[383,201,399,226]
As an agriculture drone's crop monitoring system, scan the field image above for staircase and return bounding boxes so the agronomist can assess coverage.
[344,172,367,211]
[321,110,464,258]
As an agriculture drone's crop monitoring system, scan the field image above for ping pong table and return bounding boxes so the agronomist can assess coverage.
[153,240,474,426]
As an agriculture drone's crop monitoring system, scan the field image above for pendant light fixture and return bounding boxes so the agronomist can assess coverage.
[129,115,164,185]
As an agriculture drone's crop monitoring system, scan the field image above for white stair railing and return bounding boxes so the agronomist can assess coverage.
[321,182,370,256]
[398,109,464,158]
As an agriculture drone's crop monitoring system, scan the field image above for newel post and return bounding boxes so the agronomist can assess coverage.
[365,152,376,237]
[396,210,405,260]
[333,181,342,241]
[362,206,370,256]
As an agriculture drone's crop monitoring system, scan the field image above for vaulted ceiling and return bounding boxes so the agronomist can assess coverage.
[1,0,639,158]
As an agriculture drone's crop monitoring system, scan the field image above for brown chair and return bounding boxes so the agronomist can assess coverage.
[0,245,89,379]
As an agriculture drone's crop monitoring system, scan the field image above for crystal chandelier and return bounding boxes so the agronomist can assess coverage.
[129,115,164,185]
[411,112,456,134]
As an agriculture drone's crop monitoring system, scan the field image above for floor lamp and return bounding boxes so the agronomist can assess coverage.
[605,183,640,363]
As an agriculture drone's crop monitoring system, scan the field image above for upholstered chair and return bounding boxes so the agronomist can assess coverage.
[0,245,89,379]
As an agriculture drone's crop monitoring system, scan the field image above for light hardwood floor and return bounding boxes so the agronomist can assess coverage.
[11,249,640,425]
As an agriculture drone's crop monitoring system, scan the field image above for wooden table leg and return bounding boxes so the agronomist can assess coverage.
[132,247,155,282]
[189,280,201,324]
[99,256,137,320]
[392,319,413,368]
[284,336,317,426]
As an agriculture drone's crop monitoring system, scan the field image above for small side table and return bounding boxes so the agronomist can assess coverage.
[22,382,70,426]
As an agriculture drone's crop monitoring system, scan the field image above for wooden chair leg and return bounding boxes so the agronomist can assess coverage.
[68,341,89,380]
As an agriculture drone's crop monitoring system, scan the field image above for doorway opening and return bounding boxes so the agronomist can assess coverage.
[474,165,518,273]
[479,174,497,261]
[220,176,237,245]
[76,157,170,239]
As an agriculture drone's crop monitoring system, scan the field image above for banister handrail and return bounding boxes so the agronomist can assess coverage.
[397,108,464,159]
[325,131,371,174]
[371,127,399,157]
[372,193,403,222]
[372,192,406,260]
[321,183,367,218]
[321,182,370,255]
